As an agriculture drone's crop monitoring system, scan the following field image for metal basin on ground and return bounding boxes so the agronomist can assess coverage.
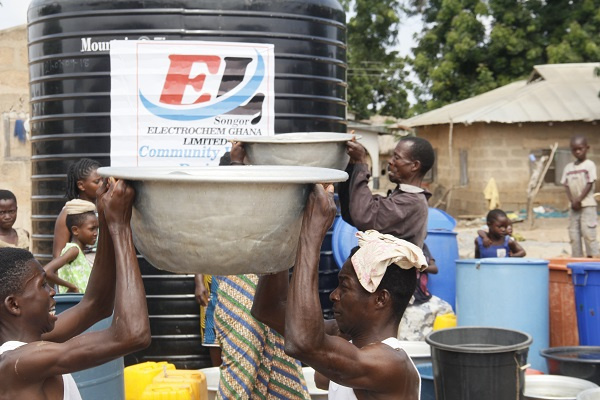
[97,166,347,275]
[542,347,600,385]
[524,375,598,400]
[233,132,358,170]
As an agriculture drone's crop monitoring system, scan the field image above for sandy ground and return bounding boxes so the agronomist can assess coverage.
[455,217,572,259]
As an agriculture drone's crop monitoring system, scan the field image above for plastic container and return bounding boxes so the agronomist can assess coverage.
[425,327,532,400]
[416,363,435,400]
[302,367,329,400]
[198,367,220,400]
[568,263,600,346]
[124,361,176,400]
[141,383,193,400]
[398,341,432,365]
[199,366,329,400]
[541,347,600,385]
[425,208,459,310]
[433,314,457,331]
[425,231,458,310]
[577,387,600,399]
[153,370,208,400]
[456,258,549,372]
[28,0,346,369]
[130,260,209,369]
[54,294,125,400]
[524,375,598,400]
[547,258,595,347]
[331,215,358,268]
[427,208,456,231]
[330,208,459,308]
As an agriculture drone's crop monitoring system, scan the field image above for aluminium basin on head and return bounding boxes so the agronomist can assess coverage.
[232,132,360,170]
[97,165,347,275]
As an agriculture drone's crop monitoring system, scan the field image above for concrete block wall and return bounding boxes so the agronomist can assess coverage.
[0,25,32,237]
[417,121,600,217]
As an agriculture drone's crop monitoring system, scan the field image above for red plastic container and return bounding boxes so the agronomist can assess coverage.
[547,258,599,347]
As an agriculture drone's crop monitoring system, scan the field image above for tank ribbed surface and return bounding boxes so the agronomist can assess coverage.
[28,0,346,370]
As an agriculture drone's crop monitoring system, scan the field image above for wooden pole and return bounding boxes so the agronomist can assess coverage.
[527,142,559,228]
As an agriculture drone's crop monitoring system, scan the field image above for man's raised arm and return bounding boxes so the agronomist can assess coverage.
[43,179,117,342]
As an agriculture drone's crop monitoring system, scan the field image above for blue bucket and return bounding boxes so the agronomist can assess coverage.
[568,262,600,346]
[456,258,549,372]
[331,216,358,268]
[424,231,458,310]
[416,363,436,400]
[54,294,125,400]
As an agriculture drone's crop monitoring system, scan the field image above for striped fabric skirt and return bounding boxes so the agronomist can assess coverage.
[214,274,311,400]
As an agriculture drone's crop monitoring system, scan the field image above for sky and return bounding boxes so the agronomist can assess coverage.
[0,0,30,30]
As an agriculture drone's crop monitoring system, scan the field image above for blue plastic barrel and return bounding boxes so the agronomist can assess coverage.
[427,208,456,231]
[425,208,458,310]
[455,258,549,372]
[416,363,435,400]
[54,294,125,400]
[424,231,458,310]
[331,216,358,268]
[568,262,600,346]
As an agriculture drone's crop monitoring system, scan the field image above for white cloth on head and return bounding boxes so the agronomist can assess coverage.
[0,341,83,400]
[351,230,427,293]
[64,199,96,215]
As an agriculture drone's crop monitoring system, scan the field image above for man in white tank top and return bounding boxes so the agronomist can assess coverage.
[0,179,151,400]
[252,185,426,400]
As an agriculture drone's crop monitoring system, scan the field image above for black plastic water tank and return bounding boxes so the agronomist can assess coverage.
[28,0,346,370]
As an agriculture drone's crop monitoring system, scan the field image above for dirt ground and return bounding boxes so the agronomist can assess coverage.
[455,217,572,259]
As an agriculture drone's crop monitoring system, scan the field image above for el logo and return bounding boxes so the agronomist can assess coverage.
[139,51,266,121]
[159,55,221,105]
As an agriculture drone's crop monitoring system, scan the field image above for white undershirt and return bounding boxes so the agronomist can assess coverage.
[328,337,421,400]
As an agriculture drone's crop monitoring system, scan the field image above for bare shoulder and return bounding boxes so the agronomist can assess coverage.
[357,341,419,382]
[0,342,64,399]
[356,342,420,399]
[0,341,64,381]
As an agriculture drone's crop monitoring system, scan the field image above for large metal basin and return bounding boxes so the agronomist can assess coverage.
[97,166,347,275]
[234,132,357,170]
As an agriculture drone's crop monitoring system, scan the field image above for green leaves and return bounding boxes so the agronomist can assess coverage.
[407,0,600,112]
[346,0,600,117]
[347,0,410,119]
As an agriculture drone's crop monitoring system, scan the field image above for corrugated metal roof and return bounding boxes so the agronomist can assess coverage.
[405,63,600,127]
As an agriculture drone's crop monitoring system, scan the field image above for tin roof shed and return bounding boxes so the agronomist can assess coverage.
[405,63,600,127]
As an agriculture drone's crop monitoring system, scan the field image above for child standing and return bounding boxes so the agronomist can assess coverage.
[44,199,98,293]
[475,209,526,258]
[0,190,30,250]
[53,158,102,258]
[561,135,600,258]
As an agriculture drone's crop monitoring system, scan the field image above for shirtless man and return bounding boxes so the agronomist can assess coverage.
[0,179,150,400]
[252,184,425,400]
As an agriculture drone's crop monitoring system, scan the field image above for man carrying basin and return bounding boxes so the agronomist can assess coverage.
[0,178,150,400]
[252,184,426,400]
[338,136,434,248]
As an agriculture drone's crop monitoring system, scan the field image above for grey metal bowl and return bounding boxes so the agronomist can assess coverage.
[233,132,358,170]
[97,166,347,275]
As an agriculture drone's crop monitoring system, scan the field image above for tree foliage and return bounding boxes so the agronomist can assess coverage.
[343,0,411,119]
[342,0,600,117]
[408,0,600,111]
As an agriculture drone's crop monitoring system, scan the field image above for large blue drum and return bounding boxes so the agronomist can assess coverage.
[456,258,549,372]
[424,207,458,310]
[54,294,125,400]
